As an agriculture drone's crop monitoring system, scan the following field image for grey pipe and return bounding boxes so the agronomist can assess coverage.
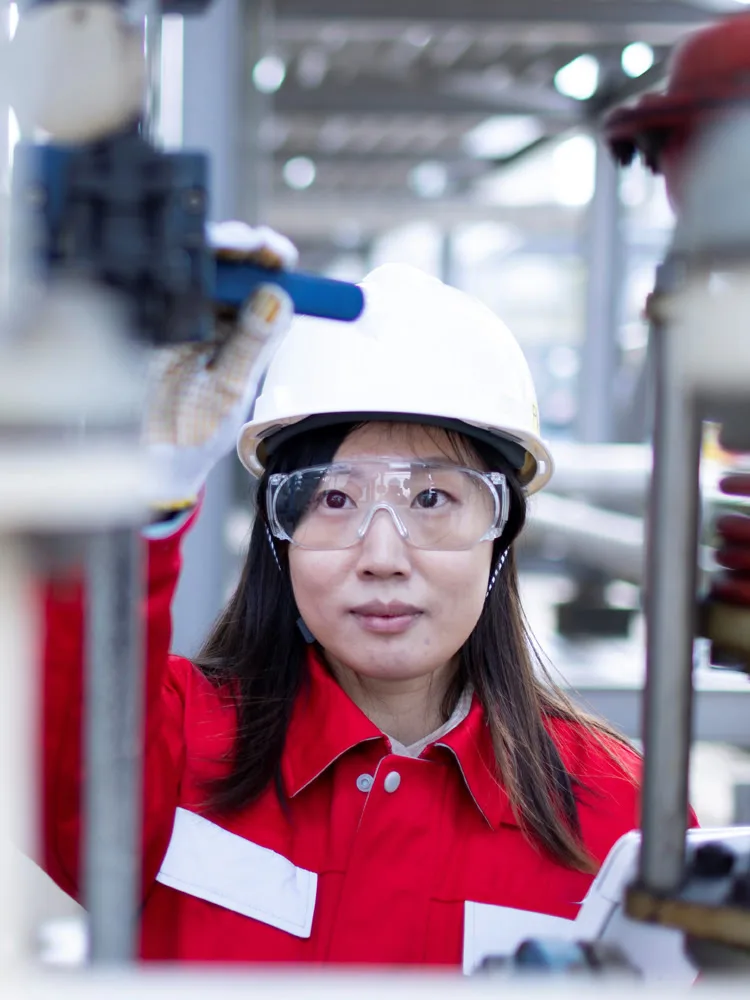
[523,493,644,585]
[84,527,144,963]
[638,262,699,896]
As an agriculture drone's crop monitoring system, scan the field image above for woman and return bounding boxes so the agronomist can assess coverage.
[42,251,643,968]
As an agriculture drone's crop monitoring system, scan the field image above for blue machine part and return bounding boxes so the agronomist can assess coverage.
[16,139,364,342]
[214,261,364,322]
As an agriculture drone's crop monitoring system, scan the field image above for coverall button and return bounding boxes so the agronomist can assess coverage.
[384,771,401,793]
[356,773,374,793]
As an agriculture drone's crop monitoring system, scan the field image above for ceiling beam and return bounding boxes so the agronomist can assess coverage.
[268,194,583,240]
[271,151,501,169]
[277,22,697,47]
[275,77,579,120]
[275,0,716,27]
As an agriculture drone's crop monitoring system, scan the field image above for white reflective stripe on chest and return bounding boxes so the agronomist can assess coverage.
[462,901,576,975]
[156,807,317,938]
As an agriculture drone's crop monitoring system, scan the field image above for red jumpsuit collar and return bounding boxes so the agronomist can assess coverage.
[281,649,516,829]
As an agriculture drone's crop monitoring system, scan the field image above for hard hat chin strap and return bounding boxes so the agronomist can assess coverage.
[486,548,509,598]
[264,521,317,644]
[264,521,283,573]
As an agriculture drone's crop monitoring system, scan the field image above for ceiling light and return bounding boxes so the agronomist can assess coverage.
[408,161,448,198]
[462,115,544,160]
[252,54,286,94]
[296,48,328,89]
[553,134,596,206]
[553,54,599,101]
[8,2,18,40]
[283,156,316,190]
[621,42,655,78]
[317,117,350,152]
[404,25,432,49]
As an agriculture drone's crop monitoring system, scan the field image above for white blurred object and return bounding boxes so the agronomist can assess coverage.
[467,828,750,981]
[554,54,600,101]
[462,115,544,160]
[409,160,449,198]
[553,134,596,207]
[282,155,316,190]
[252,53,286,94]
[38,918,88,968]
[9,1,145,142]
[208,221,298,269]
[0,279,149,529]
[621,42,655,79]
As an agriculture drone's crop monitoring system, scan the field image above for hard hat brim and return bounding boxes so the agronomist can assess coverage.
[237,409,554,495]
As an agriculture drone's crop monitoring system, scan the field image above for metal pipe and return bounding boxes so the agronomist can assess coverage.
[523,493,644,584]
[548,443,651,503]
[84,527,144,963]
[638,260,700,895]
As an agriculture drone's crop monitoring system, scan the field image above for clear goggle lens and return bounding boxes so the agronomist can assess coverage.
[267,460,510,551]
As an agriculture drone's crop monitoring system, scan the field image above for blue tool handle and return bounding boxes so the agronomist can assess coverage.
[214,260,364,322]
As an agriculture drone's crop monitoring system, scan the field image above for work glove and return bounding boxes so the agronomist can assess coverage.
[145,222,296,511]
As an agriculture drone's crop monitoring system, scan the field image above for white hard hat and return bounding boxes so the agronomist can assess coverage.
[237,263,554,494]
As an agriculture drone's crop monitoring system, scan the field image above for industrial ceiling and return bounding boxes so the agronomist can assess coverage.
[258,0,738,265]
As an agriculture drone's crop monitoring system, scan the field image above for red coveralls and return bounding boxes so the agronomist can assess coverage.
[42,513,644,967]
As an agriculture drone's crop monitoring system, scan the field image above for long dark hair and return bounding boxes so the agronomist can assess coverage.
[195,421,632,872]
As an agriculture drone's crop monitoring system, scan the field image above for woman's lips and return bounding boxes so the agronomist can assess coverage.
[350,601,423,635]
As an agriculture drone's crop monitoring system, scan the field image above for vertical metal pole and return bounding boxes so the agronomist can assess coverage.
[242,0,273,225]
[0,3,36,965]
[639,261,700,893]
[80,3,154,964]
[143,2,163,145]
[576,136,623,445]
[181,0,242,221]
[84,527,144,962]
[0,535,37,964]
[172,0,243,657]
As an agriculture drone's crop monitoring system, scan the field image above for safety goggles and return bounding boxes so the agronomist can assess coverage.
[267,459,510,551]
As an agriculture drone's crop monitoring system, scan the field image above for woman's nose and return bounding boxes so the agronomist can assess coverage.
[355,507,412,577]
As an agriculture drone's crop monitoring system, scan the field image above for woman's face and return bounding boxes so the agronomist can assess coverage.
[287,422,494,685]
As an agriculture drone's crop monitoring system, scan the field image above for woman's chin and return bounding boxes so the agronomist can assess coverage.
[326,638,451,685]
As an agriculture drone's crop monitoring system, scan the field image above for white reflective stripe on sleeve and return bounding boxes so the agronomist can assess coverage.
[156,807,317,938]
[462,901,576,975]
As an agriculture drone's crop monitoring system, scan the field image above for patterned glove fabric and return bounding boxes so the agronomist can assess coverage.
[145,223,296,509]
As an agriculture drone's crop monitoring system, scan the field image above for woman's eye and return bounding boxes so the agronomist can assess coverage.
[414,488,449,509]
[319,489,354,510]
